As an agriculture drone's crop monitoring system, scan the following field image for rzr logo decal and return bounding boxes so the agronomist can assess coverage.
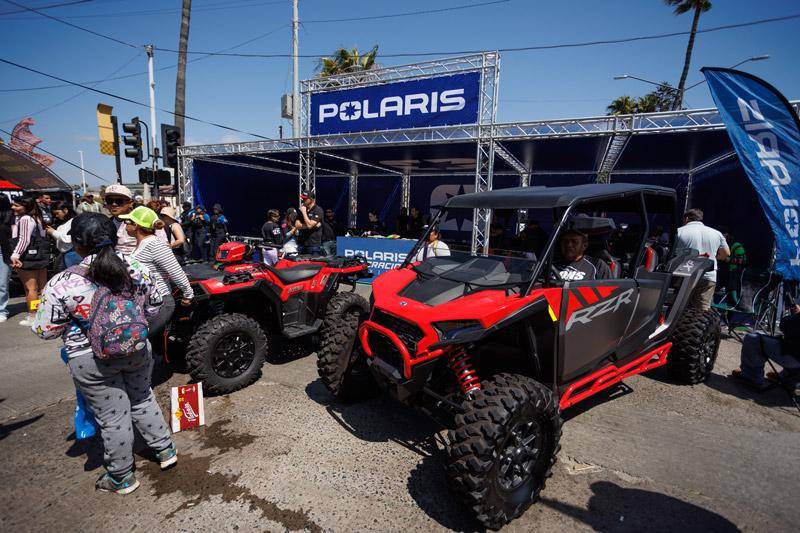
[566,288,634,331]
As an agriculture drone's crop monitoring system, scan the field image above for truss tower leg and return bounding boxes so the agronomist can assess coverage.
[471,139,495,255]
[299,149,316,199]
[401,173,410,211]
[349,173,358,229]
[178,156,194,205]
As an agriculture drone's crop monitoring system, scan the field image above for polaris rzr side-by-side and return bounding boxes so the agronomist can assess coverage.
[315,183,721,529]
[160,242,370,394]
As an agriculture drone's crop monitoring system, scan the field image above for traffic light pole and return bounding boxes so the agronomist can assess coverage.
[110,115,123,184]
[145,44,160,199]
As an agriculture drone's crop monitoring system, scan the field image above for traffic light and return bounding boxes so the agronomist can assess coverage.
[138,168,172,185]
[161,123,182,169]
[122,117,143,165]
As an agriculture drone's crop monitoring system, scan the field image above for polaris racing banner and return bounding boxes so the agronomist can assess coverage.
[310,72,481,136]
[703,67,800,280]
[337,236,416,283]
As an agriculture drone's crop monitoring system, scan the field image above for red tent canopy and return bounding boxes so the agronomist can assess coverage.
[0,179,22,190]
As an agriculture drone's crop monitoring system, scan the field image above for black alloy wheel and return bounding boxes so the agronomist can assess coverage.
[497,419,544,492]
[212,332,256,378]
[185,313,268,394]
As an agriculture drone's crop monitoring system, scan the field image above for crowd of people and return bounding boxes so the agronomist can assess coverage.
[0,184,204,493]
[1,185,796,496]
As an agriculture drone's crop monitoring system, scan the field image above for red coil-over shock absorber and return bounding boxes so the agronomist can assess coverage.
[448,347,481,395]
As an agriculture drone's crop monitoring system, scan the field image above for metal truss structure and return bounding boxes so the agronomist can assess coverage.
[176,48,799,247]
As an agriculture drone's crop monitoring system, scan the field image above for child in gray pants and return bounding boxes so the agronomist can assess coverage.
[68,351,172,477]
[33,213,177,494]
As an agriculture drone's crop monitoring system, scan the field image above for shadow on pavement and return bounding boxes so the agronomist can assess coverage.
[0,413,44,441]
[305,378,484,531]
[65,433,104,471]
[540,480,740,532]
[704,373,799,410]
[644,363,798,410]
[561,383,634,422]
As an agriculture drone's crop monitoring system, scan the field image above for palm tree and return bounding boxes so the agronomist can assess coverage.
[665,0,712,110]
[607,96,637,115]
[174,0,192,136]
[636,93,661,113]
[318,46,378,77]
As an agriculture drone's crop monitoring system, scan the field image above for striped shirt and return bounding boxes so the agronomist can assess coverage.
[131,235,193,300]
[11,215,45,260]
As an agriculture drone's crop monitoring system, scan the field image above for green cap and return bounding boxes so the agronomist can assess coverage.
[118,205,159,229]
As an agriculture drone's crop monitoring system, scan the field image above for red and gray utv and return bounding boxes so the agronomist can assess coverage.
[315,183,721,529]
[162,242,370,394]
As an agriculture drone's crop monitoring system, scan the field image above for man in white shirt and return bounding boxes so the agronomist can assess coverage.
[675,208,730,310]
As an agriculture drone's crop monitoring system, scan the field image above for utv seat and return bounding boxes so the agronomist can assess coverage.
[641,245,659,272]
[266,263,324,284]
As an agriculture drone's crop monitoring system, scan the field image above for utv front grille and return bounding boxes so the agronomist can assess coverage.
[368,330,403,370]
[371,309,424,355]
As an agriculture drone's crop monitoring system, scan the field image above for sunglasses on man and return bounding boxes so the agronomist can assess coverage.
[105,197,130,206]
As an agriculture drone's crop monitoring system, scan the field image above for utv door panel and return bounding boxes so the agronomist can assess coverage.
[558,280,638,383]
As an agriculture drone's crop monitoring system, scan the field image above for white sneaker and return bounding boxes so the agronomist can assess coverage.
[0,315,7,323]
[19,316,33,326]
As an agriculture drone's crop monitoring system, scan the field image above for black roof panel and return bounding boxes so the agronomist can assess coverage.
[445,183,675,209]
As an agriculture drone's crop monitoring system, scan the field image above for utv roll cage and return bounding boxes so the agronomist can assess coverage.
[402,183,677,296]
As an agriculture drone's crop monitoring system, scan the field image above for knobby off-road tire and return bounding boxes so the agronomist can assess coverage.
[316,292,378,401]
[185,313,268,395]
[446,373,562,530]
[668,307,721,384]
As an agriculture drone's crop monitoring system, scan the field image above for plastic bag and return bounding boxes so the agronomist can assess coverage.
[60,347,99,440]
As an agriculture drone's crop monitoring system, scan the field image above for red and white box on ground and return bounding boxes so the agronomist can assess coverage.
[171,383,205,432]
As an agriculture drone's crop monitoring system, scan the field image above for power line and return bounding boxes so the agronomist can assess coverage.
[0,56,281,142]
[154,11,800,58]
[0,0,93,16]
[303,0,510,24]
[0,23,288,92]
[0,126,112,184]
[0,50,141,124]
[2,0,293,20]
[4,0,141,49]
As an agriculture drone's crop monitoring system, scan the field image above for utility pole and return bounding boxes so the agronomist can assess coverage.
[292,0,300,137]
[78,150,86,194]
[145,44,160,198]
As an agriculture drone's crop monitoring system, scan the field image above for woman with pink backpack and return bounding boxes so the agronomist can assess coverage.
[32,213,177,494]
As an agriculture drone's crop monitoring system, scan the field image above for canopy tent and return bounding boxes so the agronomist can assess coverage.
[0,143,70,191]
[178,52,798,270]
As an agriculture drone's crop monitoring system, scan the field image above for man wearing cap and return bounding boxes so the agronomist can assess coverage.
[553,229,612,282]
[76,193,101,214]
[103,184,138,256]
[296,191,324,255]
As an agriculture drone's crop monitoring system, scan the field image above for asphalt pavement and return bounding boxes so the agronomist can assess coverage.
[1,293,798,532]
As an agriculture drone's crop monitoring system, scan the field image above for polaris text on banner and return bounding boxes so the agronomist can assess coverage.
[703,67,800,280]
[310,72,481,136]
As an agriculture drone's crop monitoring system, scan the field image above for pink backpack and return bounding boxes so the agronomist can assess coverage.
[66,265,150,359]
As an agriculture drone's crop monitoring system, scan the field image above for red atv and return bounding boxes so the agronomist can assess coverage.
[163,242,370,394]
[316,184,721,529]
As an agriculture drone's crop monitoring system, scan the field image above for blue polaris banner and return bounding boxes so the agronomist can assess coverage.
[337,236,416,283]
[311,72,481,136]
[703,67,800,280]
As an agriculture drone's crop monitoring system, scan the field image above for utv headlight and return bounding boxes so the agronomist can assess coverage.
[433,320,483,342]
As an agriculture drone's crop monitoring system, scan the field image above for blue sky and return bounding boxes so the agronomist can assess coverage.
[1,0,799,187]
